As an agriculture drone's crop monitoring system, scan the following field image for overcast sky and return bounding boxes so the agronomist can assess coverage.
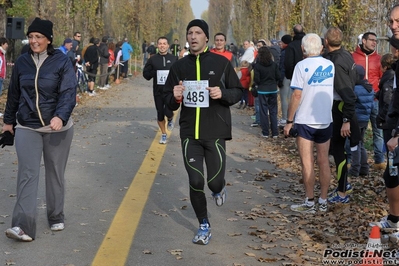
[190,0,209,19]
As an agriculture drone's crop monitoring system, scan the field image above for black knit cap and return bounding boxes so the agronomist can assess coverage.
[186,19,209,40]
[281,34,292,45]
[390,37,399,50]
[27,17,53,43]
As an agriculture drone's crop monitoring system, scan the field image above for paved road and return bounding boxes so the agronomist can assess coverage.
[0,76,332,266]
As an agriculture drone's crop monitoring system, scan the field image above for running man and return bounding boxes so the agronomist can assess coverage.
[143,37,178,144]
[164,19,243,245]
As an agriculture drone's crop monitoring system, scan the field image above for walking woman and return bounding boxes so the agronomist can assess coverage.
[3,18,77,241]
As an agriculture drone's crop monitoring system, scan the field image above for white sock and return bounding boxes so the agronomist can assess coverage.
[305,198,315,206]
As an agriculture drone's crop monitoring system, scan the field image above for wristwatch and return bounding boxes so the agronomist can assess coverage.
[343,118,350,123]
[392,129,399,138]
[286,120,294,124]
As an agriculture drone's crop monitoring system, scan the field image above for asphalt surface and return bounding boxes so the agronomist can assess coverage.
[0,75,311,266]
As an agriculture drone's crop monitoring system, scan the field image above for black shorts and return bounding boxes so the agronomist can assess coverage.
[296,123,333,143]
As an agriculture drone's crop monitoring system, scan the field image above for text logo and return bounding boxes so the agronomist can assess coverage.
[307,65,333,85]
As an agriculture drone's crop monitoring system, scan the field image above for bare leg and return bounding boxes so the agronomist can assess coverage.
[315,140,331,200]
[387,187,399,216]
[296,136,315,199]
[157,120,166,135]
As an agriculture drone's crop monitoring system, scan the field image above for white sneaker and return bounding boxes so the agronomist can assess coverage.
[0,112,3,118]
[159,134,167,144]
[99,87,108,90]
[50,223,65,231]
[370,216,399,231]
[105,84,111,88]
[278,119,287,126]
[88,91,97,96]
[5,226,33,242]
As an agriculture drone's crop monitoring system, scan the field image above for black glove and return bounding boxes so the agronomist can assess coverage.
[0,131,14,148]
[278,80,283,88]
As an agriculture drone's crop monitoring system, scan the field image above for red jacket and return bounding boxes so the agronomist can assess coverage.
[239,67,251,89]
[210,48,233,61]
[108,49,115,67]
[352,45,382,92]
[0,49,6,79]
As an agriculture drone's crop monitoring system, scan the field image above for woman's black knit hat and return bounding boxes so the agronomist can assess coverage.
[27,17,53,44]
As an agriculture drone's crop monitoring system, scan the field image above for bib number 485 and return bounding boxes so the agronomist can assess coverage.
[186,91,205,103]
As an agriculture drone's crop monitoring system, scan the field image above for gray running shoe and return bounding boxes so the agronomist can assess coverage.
[291,201,316,214]
[212,187,226,207]
[318,202,328,212]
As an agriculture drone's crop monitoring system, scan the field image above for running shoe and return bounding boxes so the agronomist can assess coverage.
[167,120,174,131]
[318,202,328,212]
[389,231,399,243]
[51,223,65,231]
[88,91,97,97]
[250,123,259,127]
[369,216,399,231]
[212,187,226,207]
[327,191,349,204]
[159,134,167,144]
[192,223,211,245]
[328,183,353,198]
[5,227,33,242]
[278,119,287,127]
[290,200,316,214]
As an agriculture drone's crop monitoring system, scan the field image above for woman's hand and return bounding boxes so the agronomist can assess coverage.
[2,124,14,135]
[50,117,63,131]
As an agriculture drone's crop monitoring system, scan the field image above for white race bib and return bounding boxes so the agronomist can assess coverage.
[182,80,209,108]
[157,70,169,85]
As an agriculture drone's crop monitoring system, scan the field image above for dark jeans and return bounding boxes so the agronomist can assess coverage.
[371,100,385,163]
[122,59,129,77]
[239,89,248,105]
[258,93,278,137]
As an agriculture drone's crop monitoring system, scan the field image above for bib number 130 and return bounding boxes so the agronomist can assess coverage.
[182,80,209,108]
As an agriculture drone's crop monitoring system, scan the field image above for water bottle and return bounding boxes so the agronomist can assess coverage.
[389,151,398,176]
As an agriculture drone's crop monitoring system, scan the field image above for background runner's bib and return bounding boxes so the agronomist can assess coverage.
[182,80,209,108]
[157,70,169,85]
